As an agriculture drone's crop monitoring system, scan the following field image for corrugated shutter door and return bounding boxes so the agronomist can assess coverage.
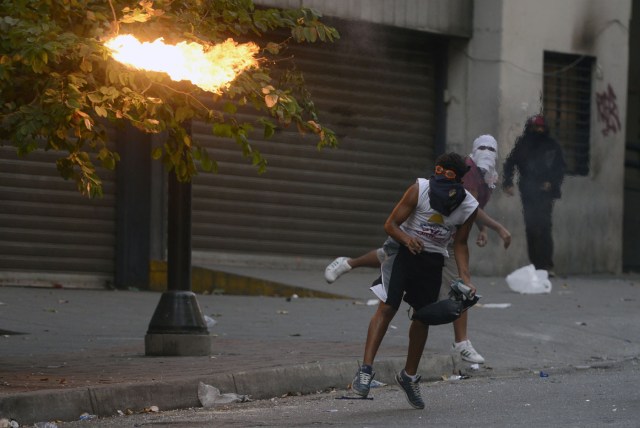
[0,145,116,287]
[191,22,441,259]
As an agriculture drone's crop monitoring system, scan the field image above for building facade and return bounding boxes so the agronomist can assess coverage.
[0,0,635,288]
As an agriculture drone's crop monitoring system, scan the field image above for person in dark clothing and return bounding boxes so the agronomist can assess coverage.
[502,114,565,275]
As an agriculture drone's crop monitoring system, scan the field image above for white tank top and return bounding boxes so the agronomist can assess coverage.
[399,178,478,257]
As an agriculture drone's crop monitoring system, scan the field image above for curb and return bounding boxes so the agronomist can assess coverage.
[0,355,454,425]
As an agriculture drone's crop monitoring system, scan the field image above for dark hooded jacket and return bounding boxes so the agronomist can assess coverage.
[502,131,566,199]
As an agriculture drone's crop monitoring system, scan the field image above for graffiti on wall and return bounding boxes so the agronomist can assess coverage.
[595,84,621,136]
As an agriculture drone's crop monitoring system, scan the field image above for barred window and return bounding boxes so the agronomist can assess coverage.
[543,51,594,176]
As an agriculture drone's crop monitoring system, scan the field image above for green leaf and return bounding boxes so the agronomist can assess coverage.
[174,105,194,124]
[213,123,233,138]
[0,0,339,197]
[223,102,237,114]
[94,105,107,117]
[151,147,163,160]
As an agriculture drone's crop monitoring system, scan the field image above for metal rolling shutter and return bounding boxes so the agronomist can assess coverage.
[0,145,116,287]
[191,21,442,259]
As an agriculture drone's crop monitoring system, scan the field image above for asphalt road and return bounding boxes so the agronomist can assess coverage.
[55,358,640,428]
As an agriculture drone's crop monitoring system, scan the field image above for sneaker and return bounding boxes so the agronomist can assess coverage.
[351,366,374,397]
[453,339,485,364]
[324,257,352,283]
[395,370,424,409]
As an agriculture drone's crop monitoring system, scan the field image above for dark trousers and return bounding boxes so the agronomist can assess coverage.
[520,192,555,270]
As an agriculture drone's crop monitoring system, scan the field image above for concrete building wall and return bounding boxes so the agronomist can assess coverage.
[253,0,472,37]
[456,0,631,275]
[255,0,632,276]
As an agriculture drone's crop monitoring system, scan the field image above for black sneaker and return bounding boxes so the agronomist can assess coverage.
[395,370,424,409]
[351,366,374,397]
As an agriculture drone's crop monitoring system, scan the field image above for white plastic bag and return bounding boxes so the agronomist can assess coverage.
[505,264,552,294]
[198,382,250,408]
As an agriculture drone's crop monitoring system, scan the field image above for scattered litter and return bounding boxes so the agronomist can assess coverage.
[198,382,251,408]
[389,324,397,330]
[443,373,471,381]
[336,395,374,400]
[34,422,57,428]
[366,299,379,306]
[506,264,552,294]
[575,321,587,326]
[575,365,591,370]
[539,371,549,377]
[469,363,480,371]
[0,418,15,428]
[478,303,511,309]
[204,315,217,329]
[276,310,289,315]
[142,406,159,413]
[370,379,387,388]
[286,294,299,302]
[325,409,339,412]
[79,413,97,421]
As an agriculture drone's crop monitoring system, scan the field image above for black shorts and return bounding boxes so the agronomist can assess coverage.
[383,246,444,311]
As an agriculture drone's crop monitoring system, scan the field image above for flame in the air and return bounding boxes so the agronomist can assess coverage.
[104,35,259,93]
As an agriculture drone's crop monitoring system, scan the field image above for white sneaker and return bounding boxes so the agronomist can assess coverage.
[324,257,352,283]
[453,340,485,364]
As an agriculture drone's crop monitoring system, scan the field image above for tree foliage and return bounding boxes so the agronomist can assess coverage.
[0,0,339,197]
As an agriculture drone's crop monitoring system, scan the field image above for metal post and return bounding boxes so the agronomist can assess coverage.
[145,157,212,355]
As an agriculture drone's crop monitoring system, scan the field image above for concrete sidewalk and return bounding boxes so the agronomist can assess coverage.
[1,267,639,425]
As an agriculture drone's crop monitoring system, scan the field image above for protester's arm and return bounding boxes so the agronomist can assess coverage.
[453,208,478,294]
[502,144,519,196]
[549,143,567,197]
[475,208,511,249]
[384,183,422,254]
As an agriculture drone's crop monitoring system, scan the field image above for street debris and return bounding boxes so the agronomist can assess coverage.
[443,370,471,381]
[79,412,97,421]
[360,379,386,388]
[336,394,374,400]
[204,315,217,328]
[34,422,58,428]
[478,303,512,309]
[506,264,552,294]
[0,418,18,428]
[198,382,251,408]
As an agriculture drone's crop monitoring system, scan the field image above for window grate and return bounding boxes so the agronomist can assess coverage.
[543,51,594,176]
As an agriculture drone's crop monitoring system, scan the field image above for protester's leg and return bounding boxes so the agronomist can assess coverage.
[362,301,397,365]
[537,197,555,270]
[404,319,429,375]
[453,310,468,342]
[396,319,428,409]
[352,301,396,397]
[440,254,484,363]
[325,249,383,284]
[349,249,383,269]
[521,194,544,268]
[522,194,554,270]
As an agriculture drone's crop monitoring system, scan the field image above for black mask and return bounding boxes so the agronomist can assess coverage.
[428,176,467,216]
